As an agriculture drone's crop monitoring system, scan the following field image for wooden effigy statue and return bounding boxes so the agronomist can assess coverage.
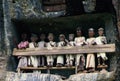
[17,33,29,71]
[46,33,56,67]
[66,34,75,67]
[86,28,96,72]
[96,28,108,72]
[56,34,67,67]
[74,27,86,72]
[38,34,46,67]
[28,34,39,68]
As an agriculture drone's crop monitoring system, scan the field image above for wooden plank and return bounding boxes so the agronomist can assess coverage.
[13,44,115,56]
[20,66,75,70]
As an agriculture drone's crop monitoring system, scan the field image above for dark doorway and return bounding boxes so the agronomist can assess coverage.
[66,0,85,15]
[65,0,116,16]
[95,0,116,14]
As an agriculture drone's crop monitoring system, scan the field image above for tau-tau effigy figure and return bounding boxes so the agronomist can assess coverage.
[18,33,29,49]
[86,28,96,72]
[46,33,56,67]
[74,27,86,72]
[96,28,108,67]
[38,34,46,67]
[28,34,39,68]
[17,33,29,71]
[56,34,67,67]
[66,34,75,67]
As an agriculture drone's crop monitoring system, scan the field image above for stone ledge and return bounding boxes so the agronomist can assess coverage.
[5,72,115,81]
[68,72,115,81]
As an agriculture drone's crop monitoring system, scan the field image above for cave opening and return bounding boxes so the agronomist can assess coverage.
[11,13,116,77]
[12,13,107,42]
[10,0,118,78]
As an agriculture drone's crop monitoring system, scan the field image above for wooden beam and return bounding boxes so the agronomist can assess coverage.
[13,44,115,56]
[20,66,75,70]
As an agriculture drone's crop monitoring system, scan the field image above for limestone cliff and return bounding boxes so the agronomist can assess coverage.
[5,72,115,81]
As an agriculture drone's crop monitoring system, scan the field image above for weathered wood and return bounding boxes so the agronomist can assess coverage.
[20,66,75,70]
[13,44,115,56]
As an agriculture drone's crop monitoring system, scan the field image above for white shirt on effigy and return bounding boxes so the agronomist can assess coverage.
[38,41,45,48]
[47,41,56,49]
[29,42,35,48]
[68,41,75,46]
[86,37,96,45]
[95,36,107,45]
[74,37,85,46]
[95,36,108,60]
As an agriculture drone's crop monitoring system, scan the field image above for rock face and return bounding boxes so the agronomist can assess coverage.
[8,0,66,19]
[0,0,4,54]
[68,72,115,81]
[6,72,62,81]
[0,56,7,81]
[5,72,115,81]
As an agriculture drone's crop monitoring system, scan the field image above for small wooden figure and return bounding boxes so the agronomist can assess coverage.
[96,28,108,73]
[66,34,75,67]
[86,28,96,72]
[46,33,56,67]
[17,33,29,71]
[56,34,67,67]
[74,27,86,72]
[28,34,39,68]
[38,34,46,67]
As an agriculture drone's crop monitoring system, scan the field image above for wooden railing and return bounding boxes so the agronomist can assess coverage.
[13,44,115,56]
[13,44,115,73]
